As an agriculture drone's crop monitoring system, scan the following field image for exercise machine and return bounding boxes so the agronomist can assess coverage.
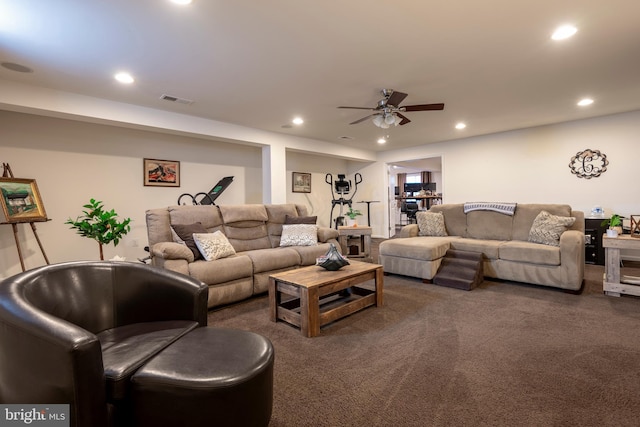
[325,173,362,228]
[177,176,234,205]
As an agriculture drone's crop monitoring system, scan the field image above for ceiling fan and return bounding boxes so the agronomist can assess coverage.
[338,89,444,128]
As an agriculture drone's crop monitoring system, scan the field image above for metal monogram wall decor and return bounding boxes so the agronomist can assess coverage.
[569,149,608,179]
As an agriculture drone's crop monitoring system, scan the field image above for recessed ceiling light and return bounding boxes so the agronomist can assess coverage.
[292,117,304,125]
[551,25,577,41]
[114,72,134,84]
[170,0,193,5]
[455,122,466,130]
[377,138,386,144]
[577,98,594,106]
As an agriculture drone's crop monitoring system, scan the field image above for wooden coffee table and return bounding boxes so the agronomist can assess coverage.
[268,261,383,337]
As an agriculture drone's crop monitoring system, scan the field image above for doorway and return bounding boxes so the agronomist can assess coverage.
[387,157,442,237]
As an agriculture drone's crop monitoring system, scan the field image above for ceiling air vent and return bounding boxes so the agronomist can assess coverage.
[160,94,194,105]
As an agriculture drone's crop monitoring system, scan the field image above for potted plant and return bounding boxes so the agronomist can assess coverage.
[66,198,132,260]
[345,207,363,227]
[601,214,623,237]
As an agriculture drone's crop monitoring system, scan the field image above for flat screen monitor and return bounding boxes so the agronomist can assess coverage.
[403,183,423,193]
[423,182,437,192]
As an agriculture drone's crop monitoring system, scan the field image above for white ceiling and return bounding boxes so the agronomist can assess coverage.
[1,0,639,152]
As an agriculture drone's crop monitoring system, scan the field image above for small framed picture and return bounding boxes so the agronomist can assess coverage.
[144,158,180,187]
[292,172,311,193]
[0,178,48,223]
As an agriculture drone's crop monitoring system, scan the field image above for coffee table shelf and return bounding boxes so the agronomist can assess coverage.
[269,261,383,337]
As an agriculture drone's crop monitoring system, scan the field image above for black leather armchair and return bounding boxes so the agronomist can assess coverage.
[0,261,208,427]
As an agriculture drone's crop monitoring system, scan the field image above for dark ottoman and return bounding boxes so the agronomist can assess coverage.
[131,327,274,427]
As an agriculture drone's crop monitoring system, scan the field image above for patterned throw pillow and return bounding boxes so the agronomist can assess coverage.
[528,210,575,247]
[280,224,318,247]
[193,231,236,261]
[416,211,448,237]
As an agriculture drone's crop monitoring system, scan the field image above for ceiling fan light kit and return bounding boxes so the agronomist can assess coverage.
[338,89,444,129]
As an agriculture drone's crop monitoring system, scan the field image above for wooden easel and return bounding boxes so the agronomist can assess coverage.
[1,163,50,271]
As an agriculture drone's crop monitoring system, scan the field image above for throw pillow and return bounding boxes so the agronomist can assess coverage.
[416,211,448,237]
[171,222,208,260]
[280,224,318,247]
[528,210,576,247]
[284,215,317,225]
[193,231,236,261]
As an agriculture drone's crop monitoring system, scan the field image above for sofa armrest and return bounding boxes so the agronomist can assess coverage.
[559,229,585,259]
[317,227,339,242]
[398,224,419,238]
[150,242,194,262]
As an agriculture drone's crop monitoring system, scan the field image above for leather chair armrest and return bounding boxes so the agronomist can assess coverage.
[150,242,194,262]
[317,227,339,242]
[112,262,208,327]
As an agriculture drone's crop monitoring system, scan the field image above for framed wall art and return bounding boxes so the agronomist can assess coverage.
[0,178,48,223]
[292,172,311,193]
[144,158,180,187]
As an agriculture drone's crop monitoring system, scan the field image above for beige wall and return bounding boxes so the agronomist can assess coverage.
[378,110,640,232]
[0,111,262,276]
[2,108,640,276]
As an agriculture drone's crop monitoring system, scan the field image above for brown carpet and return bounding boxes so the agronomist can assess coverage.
[208,242,640,427]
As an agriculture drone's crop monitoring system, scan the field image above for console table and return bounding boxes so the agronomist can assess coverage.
[603,235,640,297]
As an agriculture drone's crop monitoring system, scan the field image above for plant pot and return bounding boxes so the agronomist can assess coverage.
[606,228,619,237]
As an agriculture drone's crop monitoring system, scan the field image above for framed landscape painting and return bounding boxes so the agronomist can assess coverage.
[144,158,180,187]
[292,172,311,193]
[0,178,48,223]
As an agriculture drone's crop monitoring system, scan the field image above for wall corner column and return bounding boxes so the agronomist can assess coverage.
[262,144,287,204]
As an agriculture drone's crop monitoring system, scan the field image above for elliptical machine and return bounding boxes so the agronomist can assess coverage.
[325,173,362,228]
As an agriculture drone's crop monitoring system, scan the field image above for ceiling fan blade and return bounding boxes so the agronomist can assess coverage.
[402,103,445,112]
[386,91,408,107]
[396,113,411,125]
[349,114,378,125]
[338,106,376,110]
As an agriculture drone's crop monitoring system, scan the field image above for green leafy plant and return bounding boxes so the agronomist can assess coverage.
[345,207,363,220]
[601,214,623,229]
[66,198,132,260]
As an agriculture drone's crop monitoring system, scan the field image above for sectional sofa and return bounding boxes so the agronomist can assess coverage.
[379,203,585,291]
[146,203,339,308]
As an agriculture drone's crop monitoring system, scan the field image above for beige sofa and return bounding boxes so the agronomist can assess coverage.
[379,203,585,291]
[146,204,339,308]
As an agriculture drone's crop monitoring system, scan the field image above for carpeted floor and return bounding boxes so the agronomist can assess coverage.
[208,242,640,427]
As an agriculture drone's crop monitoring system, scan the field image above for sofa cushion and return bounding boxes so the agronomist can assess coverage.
[98,320,198,401]
[499,240,561,266]
[171,222,208,260]
[193,231,236,261]
[528,210,576,247]
[188,255,253,285]
[379,237,454,261]
[449,238,502,259]
[417,211,448,236]
[244,247,301,273]
[430,204,467,237]
[169,205,224,231]
[280,224,318,246]
[466,211,513,241]
[285,214,317,224]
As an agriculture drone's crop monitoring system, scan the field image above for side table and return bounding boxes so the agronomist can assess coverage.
[338,226,372,263]
[603,235,640,297]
